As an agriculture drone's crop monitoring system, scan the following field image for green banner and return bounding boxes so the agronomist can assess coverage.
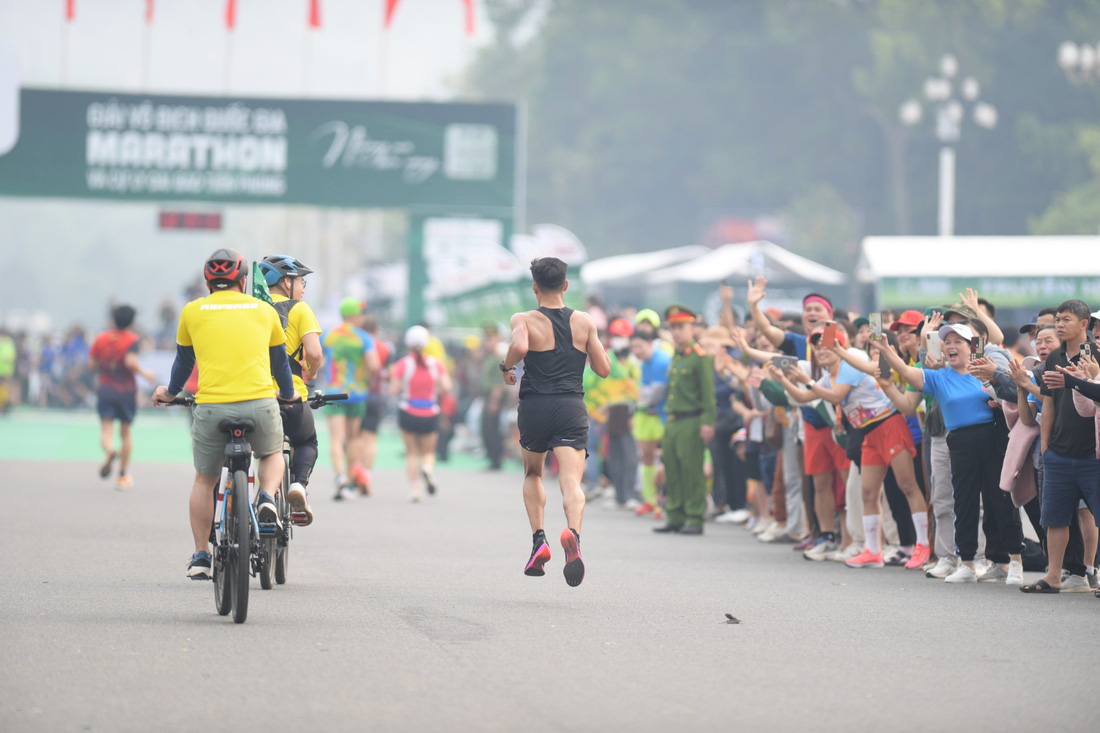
[879,276,1100,308]
[0,88,516,209]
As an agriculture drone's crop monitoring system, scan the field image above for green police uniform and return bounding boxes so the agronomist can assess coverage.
[662,306,716,530]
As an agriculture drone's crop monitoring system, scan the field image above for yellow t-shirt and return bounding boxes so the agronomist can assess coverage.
[177,290,286,404]
[271,294,322,399]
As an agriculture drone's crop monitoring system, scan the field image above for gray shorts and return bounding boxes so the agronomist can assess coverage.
[191,398,283,477]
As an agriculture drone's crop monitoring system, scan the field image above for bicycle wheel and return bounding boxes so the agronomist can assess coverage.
[275,448,292,585]
[230,469,251,624]
[212,480,231,616]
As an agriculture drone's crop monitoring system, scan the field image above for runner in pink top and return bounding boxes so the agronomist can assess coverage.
[390,326,452,501]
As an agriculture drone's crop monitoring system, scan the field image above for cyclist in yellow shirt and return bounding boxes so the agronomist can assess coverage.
[153,249,300,580]
[259,254,325,525]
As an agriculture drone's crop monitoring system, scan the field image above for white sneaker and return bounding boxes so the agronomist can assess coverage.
[925,555,959,579]
[728,508,751,524]
[804,539,839,561]
[945,564,977,584]
[832,543,864,562]
[287,482,314,526]
[753,519,776,536]
[1006,560,1024,587]
[757,523,784,542]
[1061,574,1091,593]
[624,498,642,511]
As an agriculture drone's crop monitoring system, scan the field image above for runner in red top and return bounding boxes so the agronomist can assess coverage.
[390,325,452,501]
[88,305,156,489]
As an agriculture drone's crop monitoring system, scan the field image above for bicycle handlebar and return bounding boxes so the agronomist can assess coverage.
[159,392,347,408]
[308,392,348,409]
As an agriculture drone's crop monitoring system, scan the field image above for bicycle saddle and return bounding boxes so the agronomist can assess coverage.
[217,418,255,435]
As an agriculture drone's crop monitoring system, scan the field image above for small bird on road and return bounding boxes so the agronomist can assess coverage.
[724,613,741,624]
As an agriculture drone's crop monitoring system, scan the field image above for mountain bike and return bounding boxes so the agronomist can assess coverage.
[259,391,347,590]
[170,395,266,624]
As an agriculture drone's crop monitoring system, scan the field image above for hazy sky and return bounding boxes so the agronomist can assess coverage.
[0,0,492,99]
[0,0,503,334]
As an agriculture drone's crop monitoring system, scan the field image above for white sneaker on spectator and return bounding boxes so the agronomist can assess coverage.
[944,564,977,584]
[804,538,838,561]
[1061,573,1091,593]
[714,510,742,524]
[832,543,863,562]
[624,498,642,511]
[1006,561,1024,587]
[925,555,959,579]
[757,523,783,542]
[726,508,751,524]
[753,519,776,536]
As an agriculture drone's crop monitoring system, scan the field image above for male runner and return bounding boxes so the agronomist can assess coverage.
[153,249,299,580]
[258,254,325,524]
[322,297,378,498]
[88,304,156,489]
[503,257,610,587]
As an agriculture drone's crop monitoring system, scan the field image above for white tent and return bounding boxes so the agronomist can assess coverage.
[580,245,708,288]
[645,241,846,285]
[859,236,1100,280]
[858,235,1100,309]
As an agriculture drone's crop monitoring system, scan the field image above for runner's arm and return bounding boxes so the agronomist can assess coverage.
[123,352,157,383]
[585,316,611,378]
[502,312,528,370]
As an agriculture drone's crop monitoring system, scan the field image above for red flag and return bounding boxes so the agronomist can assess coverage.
[383,0,400,28]
[462,0,474,36]
[225,0,236,30]
[308,0,321,29]
[145,0,155,24]
[66,0,75,21]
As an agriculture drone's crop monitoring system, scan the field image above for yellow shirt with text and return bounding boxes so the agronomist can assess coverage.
[177,290,286,404]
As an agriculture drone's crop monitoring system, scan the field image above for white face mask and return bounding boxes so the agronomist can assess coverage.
[610,337,630,352]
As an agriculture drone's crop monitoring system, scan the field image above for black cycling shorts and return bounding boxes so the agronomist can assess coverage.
[360,398,383,433]
[517,394,588,454]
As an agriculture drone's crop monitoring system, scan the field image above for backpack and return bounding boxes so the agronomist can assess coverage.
[272,299,304,376]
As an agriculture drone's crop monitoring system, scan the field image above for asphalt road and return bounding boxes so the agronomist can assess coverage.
[2,458,1097,733]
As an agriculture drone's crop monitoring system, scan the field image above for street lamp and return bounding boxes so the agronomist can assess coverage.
[1058,41,1100,84]
[899,54,997,236]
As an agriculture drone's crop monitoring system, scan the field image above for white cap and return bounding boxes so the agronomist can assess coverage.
[404,325,430,350]
[938,323,975,342]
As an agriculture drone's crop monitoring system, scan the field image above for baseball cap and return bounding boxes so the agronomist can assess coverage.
[635,309,660,328]
[339,297,364,318]
[889,309,924,331]
[608,318,634,337]
[1019,315,1039,335]
[938,323,975,342]
[944,303,980,321]
[404,325,430,349]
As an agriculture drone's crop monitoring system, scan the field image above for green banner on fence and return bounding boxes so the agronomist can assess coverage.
[879,276,1100,309]
[0,88,516,210]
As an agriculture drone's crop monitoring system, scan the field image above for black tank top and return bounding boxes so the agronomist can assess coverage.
[519,307,587,398]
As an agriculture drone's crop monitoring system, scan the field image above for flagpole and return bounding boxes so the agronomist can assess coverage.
[60,12,69,87]
[223,32,233,94]
[141,21,151,90]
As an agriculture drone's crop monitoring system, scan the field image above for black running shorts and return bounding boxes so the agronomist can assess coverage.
[517,394,588,454]
[97,385,137,424]
[360,398,383,432]
[398,410,438,435]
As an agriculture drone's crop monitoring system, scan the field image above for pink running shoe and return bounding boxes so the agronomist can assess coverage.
[904,543,931,570]
[845,549,885,568]
[524,539,551,577]
[560,528,585,587]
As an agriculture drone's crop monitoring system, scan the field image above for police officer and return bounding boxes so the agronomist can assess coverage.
[654,305,716,535]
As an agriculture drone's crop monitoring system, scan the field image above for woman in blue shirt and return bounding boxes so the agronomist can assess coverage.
[876,323,1024,585]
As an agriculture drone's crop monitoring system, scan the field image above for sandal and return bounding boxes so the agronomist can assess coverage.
[1020,578,1060,594]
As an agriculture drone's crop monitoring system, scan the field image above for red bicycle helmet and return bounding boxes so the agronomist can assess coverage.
[204,248,247,287]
